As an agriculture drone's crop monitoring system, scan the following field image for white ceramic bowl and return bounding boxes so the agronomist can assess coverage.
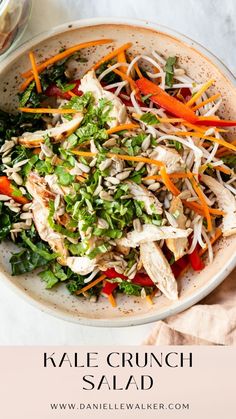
[0,17,236,326]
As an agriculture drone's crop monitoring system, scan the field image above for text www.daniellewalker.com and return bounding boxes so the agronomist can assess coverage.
[50,402,190,412]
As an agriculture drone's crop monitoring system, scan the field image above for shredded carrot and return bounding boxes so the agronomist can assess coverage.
[117,50,127,74]
[18,107,78,114]
[168,131,236,153]
[143,172,193,181]
[182,200,224,217]
[107,293,117,307]
[190,174,212,231]
[134,62,143,78]
[186,79,215,107]
[201,164,232,176]
[76,274,106,295]
[159,117,183,123]
[19,75,35,92]
[92,42,132,71]
[159,166,181,196]
[111,67,137,91]
[191,93,221,111]
[72,149,165,169]
[183,121,227,134]
[29,51,42,94]
[146,295,153,305]
[216,139,236,157]
[22,39,113,78]
[106,123,139,135]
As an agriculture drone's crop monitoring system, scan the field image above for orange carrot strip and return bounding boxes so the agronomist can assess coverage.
[117,50,127,74]
[159,166,181,196]
[111,67,137,91]
[190,175,212,231]
[106,123,139,135]
[191,93,221,111]
[107,293,117,307]
[19,75,35,92]
[182,200,224,216]
[67,91,76,97]
[92,42,132,71]
[18,107,78,114]
[186,79,215,107]
[22,39,113,78]
[29,51,42,93]
[146,295,153,305]
[134,62,143,78]
[76,274,106,295]
[168,131,236,153]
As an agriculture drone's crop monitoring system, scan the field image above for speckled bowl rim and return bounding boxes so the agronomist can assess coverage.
[0,17,236,327]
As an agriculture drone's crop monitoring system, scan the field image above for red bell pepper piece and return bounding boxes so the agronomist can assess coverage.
[45,80,82,100]
[0,176,29,204]
[104,268,155,288]
[104,268,126,280]
[136,77,198,124]
[188,245,205,271]
[132,273,154,287]
[102,281,119,295]
[196,118,236,127]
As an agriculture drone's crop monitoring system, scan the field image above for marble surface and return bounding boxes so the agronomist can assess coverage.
[1,0,236,345]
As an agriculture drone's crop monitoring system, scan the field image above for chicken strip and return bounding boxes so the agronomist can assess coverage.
[116,224,192,248]
[19,114,83,148]
[80,70,130,127]
[126,181,162,215]
[26,172,68,260]
[201,174,236,237]
[166,197,188,260]
[140,241,178,300]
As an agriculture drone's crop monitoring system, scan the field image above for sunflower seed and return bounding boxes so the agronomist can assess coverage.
[148,182,160,191]
[133,218,142,232]
[99,190,113,201]
[89,158,97,167]
[0,140,15,153]
[0,194,11,201]
[120,194,133,200]
[77,162,90,173]
[12,222,28,229]
[106,176,120,185]
[141,135,151,151]
[99,159,112,171]
[164,196,170,209]
[116,171,131,180]
[90,139,98,153]
[141,288,147,299]
[11,172,23,185]
[19,187,26,195]
[126,263,137,279]
[41,144,53,157]
[103,138,116,147]
[2,156,11,164]
[97,218,109,229]
[135,162,145,172]
[178,190,191,200]
[22,202,32,211]
[69,166,83,176]
[20,212,33,220]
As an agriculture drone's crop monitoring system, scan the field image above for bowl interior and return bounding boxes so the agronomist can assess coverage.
[0,20,235,326]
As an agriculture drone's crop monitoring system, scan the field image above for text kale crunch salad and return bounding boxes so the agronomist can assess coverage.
[0,39,235,307]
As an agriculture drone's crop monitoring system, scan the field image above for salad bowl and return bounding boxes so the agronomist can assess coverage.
[0,17,235,326]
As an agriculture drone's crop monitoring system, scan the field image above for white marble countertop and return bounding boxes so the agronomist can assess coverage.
[1,0,235,345]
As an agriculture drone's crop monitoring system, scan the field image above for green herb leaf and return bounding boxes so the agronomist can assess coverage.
[140,112,159,125]
[164,56,177,87]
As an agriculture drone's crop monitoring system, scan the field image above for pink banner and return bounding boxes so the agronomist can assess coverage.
[0,346,235,418]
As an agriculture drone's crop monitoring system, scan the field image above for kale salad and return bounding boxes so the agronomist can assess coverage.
[0,39,235,307]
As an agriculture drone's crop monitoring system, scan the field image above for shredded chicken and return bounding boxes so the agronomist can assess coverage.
[140,242,178,300]
[166,197,188,260]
